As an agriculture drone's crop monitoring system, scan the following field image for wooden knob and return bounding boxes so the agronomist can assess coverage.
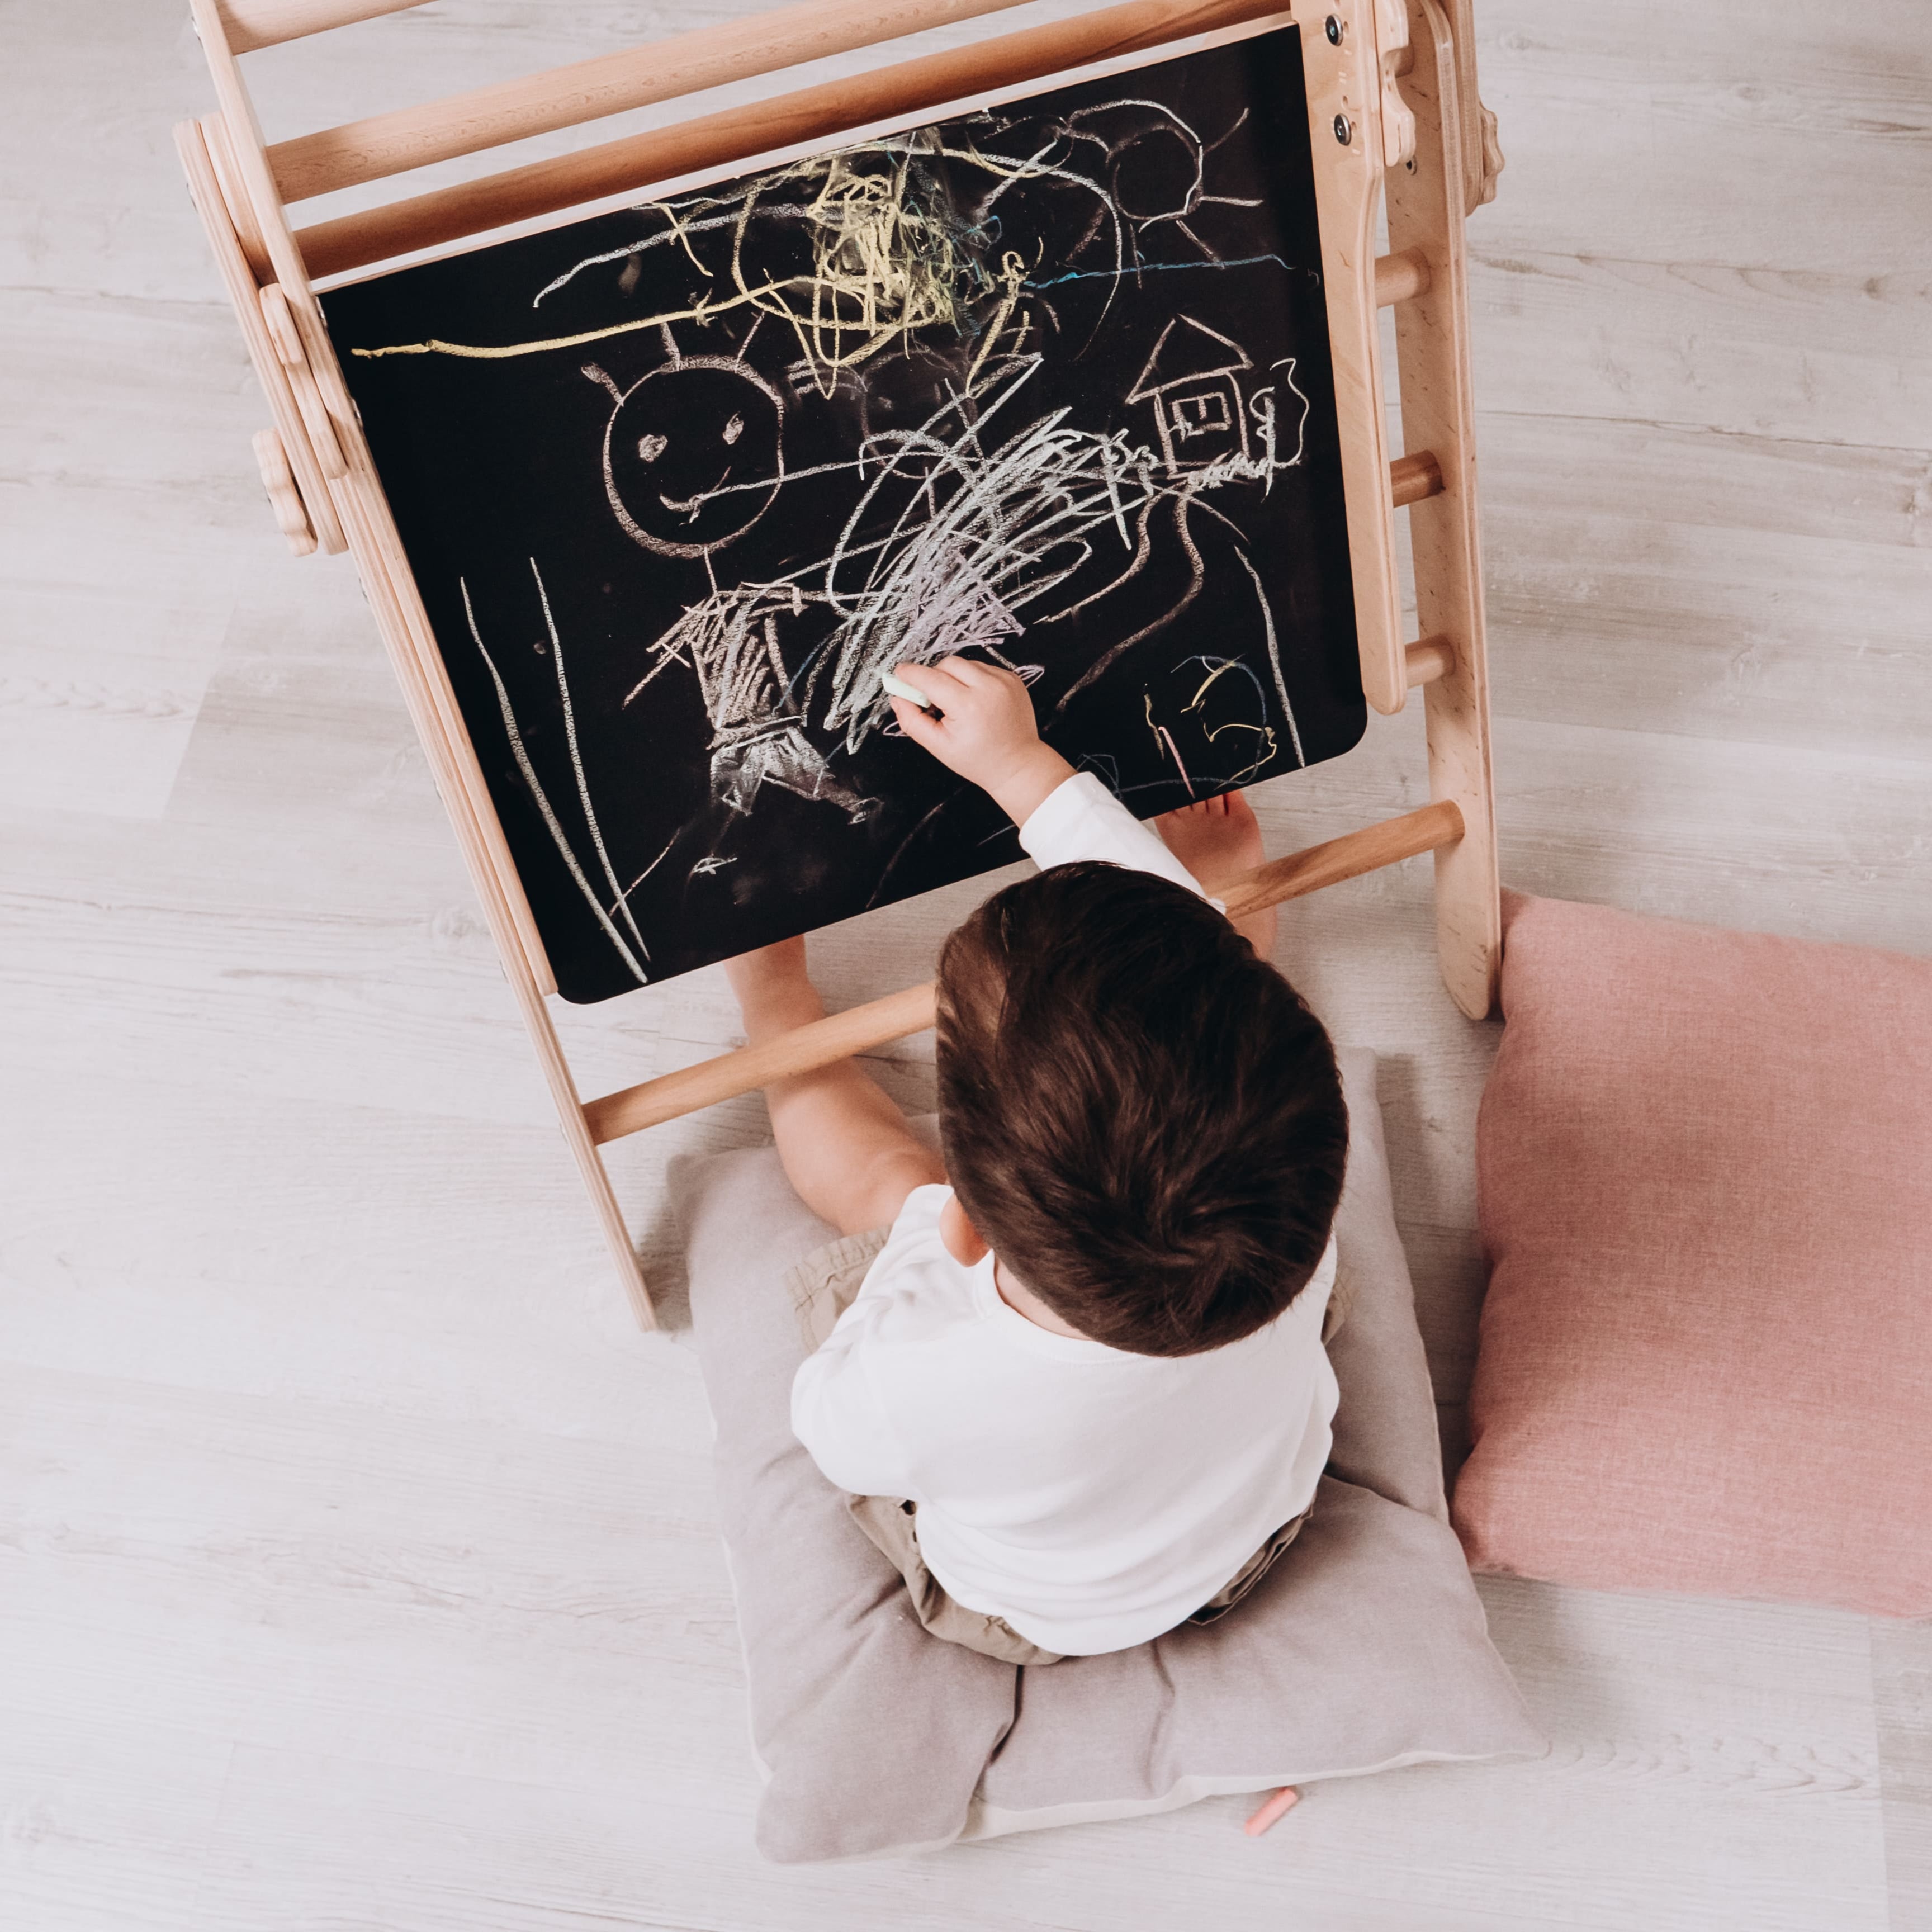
[258,281,347,478]
[252,427,318,556]
[1374,0,1416,169]
[1476,102,1505,209]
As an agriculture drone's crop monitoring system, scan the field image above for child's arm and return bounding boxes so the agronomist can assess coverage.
[889,657,1211,898]
[887,657,1076,825]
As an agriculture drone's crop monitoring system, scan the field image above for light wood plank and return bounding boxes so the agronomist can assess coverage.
[1469,1580,1887,1930]
[1873,1618,1932,1932]
[0,1710,233,1932]
[1469,249,1932,450]
[1479,416,1932,761]
[1471,0,1932,279]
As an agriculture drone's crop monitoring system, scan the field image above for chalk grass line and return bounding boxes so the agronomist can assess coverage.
[608,832,678,916]
[529,555,652,962]
[462,579,650,985]
[1232,544,1304,766]
[1157,722,1197,797]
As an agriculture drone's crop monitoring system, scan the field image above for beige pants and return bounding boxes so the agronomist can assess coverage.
[785,1228,1358,1668]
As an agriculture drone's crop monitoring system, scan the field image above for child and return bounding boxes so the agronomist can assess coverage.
[724,656,1349,1664]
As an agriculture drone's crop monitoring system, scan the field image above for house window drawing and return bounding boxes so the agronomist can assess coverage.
[1128,314,1254,474]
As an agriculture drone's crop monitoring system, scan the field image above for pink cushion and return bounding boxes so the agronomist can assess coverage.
[1455,893,1932,1617]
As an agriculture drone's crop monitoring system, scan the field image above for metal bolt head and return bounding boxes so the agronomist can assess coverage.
[1333,113,1352,144]
[1324,12,1342,41]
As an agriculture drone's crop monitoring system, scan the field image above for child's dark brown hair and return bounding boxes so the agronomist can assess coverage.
[935,860,1348,1356]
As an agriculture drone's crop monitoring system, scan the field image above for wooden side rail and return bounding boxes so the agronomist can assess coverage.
[267,0,1050,202]
[215,0,425,52]
[1393,0,1500,1020]
[583,799,1463,1145]
[296,0,1294,278]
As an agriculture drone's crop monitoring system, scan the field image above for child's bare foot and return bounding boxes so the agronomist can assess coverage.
[1156,790,1276,957]
[723,936,823,1043]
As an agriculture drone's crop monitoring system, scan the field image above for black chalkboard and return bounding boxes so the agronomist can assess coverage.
[324,23,1363,1002]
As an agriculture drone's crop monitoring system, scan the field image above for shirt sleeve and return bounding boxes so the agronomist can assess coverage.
[788,1188,946,1500]
[791,1331,917,1499]
[1017,771,1215,903]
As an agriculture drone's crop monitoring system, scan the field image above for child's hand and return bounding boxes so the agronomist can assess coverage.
[889,657,1075,827]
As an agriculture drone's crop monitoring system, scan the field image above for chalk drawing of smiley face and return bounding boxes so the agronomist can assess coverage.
[603,357,786,559]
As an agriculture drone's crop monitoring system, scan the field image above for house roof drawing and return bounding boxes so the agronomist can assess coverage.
[1126,315,1254,402]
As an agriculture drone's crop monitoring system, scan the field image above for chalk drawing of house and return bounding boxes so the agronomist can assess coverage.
[1128,315,1253,474]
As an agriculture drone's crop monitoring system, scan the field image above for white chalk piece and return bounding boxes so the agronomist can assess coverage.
[879,669,937,711]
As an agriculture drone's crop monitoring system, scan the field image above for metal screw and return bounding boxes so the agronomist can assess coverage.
[1324,12,1342,41]
[1333,113,1352,144]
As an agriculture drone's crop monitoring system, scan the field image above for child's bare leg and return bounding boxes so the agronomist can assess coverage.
[724,937,943,1237]
[1155,791,1276,957]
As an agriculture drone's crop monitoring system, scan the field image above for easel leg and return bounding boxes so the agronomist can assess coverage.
[342,478,657,1328]
[508,971,657,1332]
[179,21,659,1321]
[1389,0,1502,1020]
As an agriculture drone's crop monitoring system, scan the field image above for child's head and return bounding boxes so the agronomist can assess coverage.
[935,861,1348,1356]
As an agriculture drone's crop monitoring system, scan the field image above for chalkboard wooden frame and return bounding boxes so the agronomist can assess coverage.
[177,0,1502,1324]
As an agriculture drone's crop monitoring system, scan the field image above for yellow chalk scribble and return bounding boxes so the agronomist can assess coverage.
[349,136,1017,378]
[349,281,788,360]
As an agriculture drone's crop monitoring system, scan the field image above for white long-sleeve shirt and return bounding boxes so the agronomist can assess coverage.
[790,774,1339,1656]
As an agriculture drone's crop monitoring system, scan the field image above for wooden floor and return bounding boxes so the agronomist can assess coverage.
[4,1,1929,1925]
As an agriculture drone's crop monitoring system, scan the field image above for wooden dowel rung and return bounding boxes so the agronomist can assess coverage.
[269,0,1053,204]
[1215,798,1462,921]
[1390,449,1443,506]
[1374,246,1431,308]
[299,0,1289,277]
[214,0,428,54]
[1404,635,1456,686]
[583,801,1465,1147]
[586,982,939,1145]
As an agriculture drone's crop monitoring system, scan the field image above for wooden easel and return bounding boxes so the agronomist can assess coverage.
[178,0,1503,1327]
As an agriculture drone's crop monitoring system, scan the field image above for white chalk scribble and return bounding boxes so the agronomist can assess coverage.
[389,75,1336,971]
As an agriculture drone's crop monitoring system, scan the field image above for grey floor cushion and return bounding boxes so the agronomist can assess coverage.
[676,1048,1541,1862]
